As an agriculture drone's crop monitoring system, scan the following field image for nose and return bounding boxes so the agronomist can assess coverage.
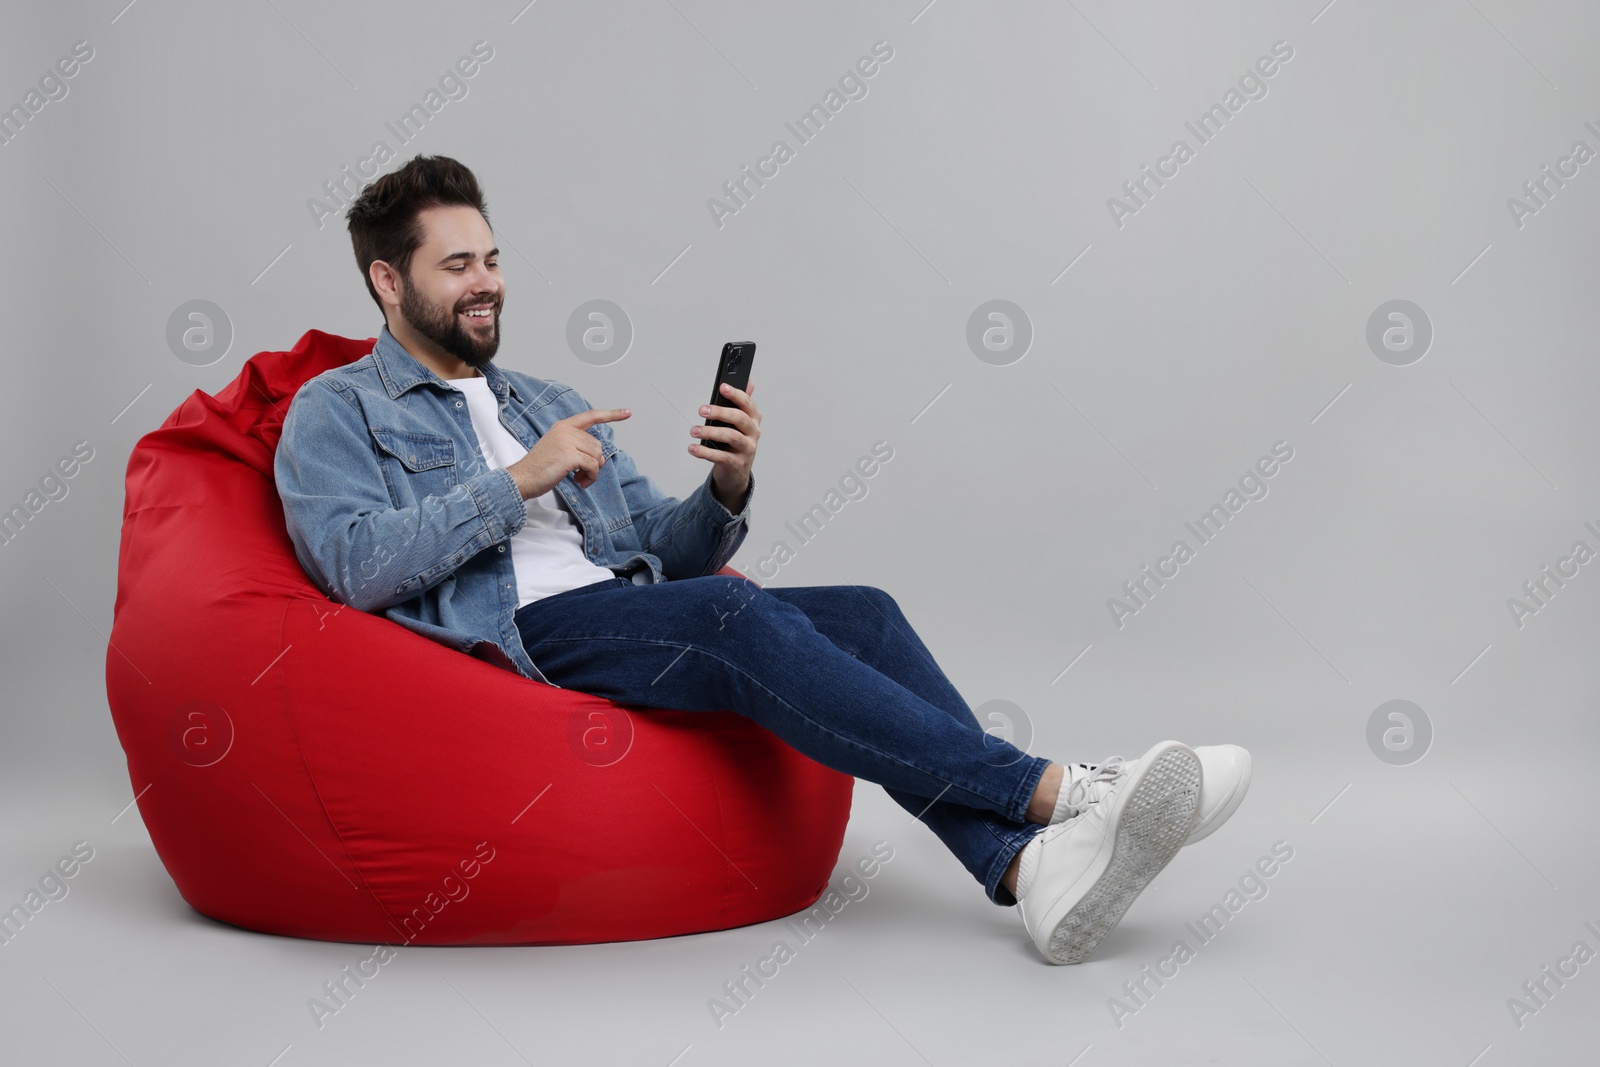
[468,263,500,297]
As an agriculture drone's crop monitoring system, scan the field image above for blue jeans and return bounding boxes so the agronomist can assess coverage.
[512,574,1049,905]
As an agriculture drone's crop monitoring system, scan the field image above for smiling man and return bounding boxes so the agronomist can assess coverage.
[273,154,1252,965]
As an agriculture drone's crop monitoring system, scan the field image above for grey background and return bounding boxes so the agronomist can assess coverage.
[3,0,1598,1063]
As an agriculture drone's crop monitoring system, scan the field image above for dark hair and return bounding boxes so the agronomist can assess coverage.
[346,154,491,313]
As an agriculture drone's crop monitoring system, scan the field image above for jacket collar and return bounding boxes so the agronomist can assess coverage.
[371,322,521,404]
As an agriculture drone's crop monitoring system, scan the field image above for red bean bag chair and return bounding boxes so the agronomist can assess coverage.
[105,329,853,945]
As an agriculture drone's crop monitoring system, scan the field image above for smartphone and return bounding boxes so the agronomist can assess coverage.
[703,341,756,451]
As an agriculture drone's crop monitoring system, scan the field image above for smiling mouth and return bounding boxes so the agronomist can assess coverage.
[460,306,496,324]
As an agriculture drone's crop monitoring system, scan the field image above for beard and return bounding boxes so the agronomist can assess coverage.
[398,275,501,369]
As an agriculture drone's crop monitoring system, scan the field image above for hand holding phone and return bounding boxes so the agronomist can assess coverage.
[703,342,756,451]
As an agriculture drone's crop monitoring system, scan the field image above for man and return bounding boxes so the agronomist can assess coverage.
[274,154,1252,965]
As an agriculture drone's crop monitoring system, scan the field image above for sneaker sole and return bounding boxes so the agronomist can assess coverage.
[1044,743,1201,964]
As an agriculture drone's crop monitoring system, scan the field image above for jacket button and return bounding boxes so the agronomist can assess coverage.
[456,401,463,408]
[409,455,417,464]
[498,546,506,552]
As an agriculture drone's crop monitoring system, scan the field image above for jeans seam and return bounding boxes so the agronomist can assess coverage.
[1007,755,1051,830]
[984,824,1039,906]
[528,634,1029,820]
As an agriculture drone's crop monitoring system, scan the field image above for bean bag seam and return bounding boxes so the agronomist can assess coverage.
[273,596,411,940]
[704,736,733,925]
[122,502,290,519]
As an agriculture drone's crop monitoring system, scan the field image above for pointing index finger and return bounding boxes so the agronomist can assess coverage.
[569,407,633,428]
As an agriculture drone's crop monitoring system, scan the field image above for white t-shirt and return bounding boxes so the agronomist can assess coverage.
[447,374,618,608]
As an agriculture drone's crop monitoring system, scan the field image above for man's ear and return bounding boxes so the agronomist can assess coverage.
[370,260,401,308]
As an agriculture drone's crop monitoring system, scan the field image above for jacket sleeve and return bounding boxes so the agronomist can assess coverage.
[588,410,753,580]
[273,378,529,613]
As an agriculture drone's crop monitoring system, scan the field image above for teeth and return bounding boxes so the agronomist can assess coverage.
[464,308,491,317]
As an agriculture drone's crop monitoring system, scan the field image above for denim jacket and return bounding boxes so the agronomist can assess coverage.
[273,324,754,686]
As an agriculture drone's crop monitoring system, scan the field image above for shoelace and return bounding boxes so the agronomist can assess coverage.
[1062,754,1127,817]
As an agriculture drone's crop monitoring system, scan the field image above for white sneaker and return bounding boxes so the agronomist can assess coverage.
[1015,740,1200,965]
[1052,744,1250,846]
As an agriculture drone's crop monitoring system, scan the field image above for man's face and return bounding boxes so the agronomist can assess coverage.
[392,204,503,368]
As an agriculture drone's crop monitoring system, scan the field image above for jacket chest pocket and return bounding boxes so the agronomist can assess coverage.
[370,427,457,504]
[587,437,635,538]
